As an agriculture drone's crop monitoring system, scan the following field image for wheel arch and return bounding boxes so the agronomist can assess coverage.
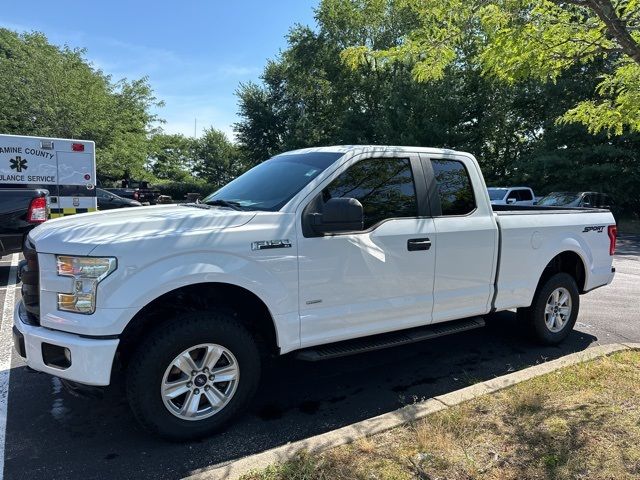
[116,282,280,367]
[535,250,587,297]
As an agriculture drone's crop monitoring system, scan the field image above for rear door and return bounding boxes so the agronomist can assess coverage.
[297,152,437,347]
[421,155,498,322]
[53,140,97,217]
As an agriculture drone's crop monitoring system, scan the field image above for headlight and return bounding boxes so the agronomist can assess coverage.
[56,256,117,314]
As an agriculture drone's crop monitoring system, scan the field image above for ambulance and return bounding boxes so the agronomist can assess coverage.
[0,134,97,218]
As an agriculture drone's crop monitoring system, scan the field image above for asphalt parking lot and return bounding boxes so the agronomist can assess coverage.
[0,235,638,480]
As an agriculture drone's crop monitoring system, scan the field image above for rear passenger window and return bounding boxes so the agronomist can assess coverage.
[519,189,533,201]
[431,159,476,216]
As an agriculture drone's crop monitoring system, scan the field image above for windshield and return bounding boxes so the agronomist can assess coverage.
[538,192,581,206]
[487,188,507,200]
[202,151,344,211]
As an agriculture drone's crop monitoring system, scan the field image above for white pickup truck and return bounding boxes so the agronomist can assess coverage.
[14,146,616,440]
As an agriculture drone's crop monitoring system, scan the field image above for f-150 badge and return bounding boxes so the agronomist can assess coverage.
[251,239,292,250]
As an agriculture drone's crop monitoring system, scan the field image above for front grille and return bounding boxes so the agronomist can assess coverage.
[21,239,40,325]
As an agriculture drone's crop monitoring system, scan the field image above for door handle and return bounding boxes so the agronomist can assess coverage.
[407,238,431,251]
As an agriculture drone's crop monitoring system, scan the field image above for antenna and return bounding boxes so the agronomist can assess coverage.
[194,118,197,138]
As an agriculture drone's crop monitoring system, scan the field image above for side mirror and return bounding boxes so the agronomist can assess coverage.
[582,202,591,208]
[507,197,517,205]
[313,197,363,234]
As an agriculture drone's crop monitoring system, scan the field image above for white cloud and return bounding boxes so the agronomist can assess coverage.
[217,65,261,77]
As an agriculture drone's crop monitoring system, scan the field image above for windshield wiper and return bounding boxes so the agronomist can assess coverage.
[203,199,243,210]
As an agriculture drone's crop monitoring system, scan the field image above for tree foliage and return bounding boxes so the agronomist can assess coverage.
[147,133,196,181]
[234,0,640,214]
[2,11,638,214]
[146,129,242,191]
[0,28,162,179]
[342,0,640,135]
[194,127,244,190]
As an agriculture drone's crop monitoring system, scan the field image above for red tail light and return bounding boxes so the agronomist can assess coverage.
[27,197,48,223]
[133,190,140,200]
[608,225,617,256]
[71,143,85,152]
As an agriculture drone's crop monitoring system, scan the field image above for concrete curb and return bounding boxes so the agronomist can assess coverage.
[185,343,635,480]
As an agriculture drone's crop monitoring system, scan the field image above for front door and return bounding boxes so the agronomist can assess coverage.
[297,154,436,348]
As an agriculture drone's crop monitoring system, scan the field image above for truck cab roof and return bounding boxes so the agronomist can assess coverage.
[283,145,468,157]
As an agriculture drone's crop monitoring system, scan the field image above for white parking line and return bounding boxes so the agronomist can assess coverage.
[0,286,20,292]
[0,253,18,480]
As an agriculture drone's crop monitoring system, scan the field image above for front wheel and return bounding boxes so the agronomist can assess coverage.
[517,272,580,345]
[125,310,261,441]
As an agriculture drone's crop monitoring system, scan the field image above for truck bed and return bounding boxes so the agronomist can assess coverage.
[492,205,615,312]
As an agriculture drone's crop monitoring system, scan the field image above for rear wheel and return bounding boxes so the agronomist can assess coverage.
[125,309,261,440]
[517,272,580,345]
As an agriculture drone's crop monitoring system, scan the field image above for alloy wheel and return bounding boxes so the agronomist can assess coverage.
[544,287,572,333]
[160,343,239,421]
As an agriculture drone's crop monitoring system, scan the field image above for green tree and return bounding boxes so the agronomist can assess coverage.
[96,78,163,180]
[195,128,244,189]
[510,65,640,214]
[0,28,162,180]
[234,7,547,178]
[235,78,288,163]
[235,0,640,214]
[147,133,196,181]
[342,0,640,135]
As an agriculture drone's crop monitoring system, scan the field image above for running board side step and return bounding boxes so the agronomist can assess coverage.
[295,317,485,361]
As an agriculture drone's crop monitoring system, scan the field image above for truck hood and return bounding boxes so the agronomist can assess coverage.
[29,204,256,255]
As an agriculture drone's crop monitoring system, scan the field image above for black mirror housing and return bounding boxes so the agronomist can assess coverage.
[313,197,364,234]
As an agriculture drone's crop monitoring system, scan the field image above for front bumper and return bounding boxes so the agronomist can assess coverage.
[13,300,119,386]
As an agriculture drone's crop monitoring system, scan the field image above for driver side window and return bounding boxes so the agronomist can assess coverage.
[322,158,417,230]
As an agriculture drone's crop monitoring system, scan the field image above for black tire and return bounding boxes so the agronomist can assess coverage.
[518,272,580,345]
[125,309,261,441]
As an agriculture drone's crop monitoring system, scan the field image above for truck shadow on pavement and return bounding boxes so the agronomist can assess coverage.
[5,313,597,480]
[0,265,12,288]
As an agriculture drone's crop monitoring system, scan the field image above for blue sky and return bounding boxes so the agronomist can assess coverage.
[1,0,318,139]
